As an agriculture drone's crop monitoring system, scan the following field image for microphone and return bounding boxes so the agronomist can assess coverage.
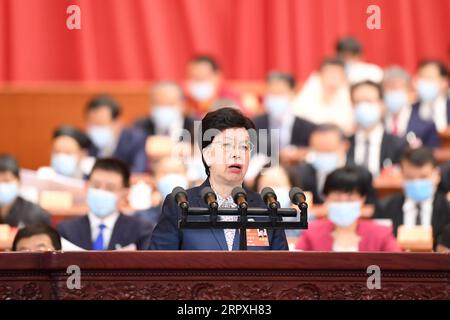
[201,187,218,209]
[171,186,189,209]
[231,187,248,209]
[261,187,278,209]
[289,187,306,205]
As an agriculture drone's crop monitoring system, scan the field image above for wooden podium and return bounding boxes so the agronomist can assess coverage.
[0,251,448,300]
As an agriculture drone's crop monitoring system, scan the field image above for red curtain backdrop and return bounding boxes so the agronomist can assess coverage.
[0,0,449,83]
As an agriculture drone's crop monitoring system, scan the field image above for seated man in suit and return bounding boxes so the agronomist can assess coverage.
[347,80,408,177]
[412,60,450,132]
[0,155,51,227]
[382,66,440,148]
[12,223,62,252]
[374,147,450,244]
[296,124,376,205]
[184,55,242,118]
[85,95,148,173]
[57,158,153,250]
[151,107,288,250]
[253,71,316,165]
[295,166,400,252]
[134,81,195,142]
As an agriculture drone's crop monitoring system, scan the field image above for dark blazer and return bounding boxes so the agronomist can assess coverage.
[57,213,154,250]
[295,163,377,205]
[374,192,450,242]
[134,116,195,143]
[252,113,316,156]
[150,179,289,250]
[1,196,51,227]
[347,131,408,170]
[89,127,148,173]
[438,162,450,194]
[407,104,441,148]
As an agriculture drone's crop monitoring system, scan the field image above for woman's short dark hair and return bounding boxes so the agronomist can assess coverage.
[88,158,130,188]
[200,107,256,176]
[85,95,122,120]
[12,223,62,251]
[53,125,91,150]
[0,154,20,179]
[323,166,370,197]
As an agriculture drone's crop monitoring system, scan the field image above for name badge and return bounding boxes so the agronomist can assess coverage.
[246,228,269,246]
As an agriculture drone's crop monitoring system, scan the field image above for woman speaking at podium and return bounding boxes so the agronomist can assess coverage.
[150,107,288,250]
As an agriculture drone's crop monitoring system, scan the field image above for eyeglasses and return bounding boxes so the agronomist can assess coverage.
[212,140,254,153]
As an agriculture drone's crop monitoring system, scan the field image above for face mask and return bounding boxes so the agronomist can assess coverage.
[328,201,361,227]
[310,152,339,173]
[128,181,152,210]
[404,179,434,203]
[87,126,114,150]
[0,182,19,206]
[152,106,181,131]
[354,102,381,129]
[87,188,118,218]
[157,174,188,199]
[189,81,215,102]
[384,90,408,114]
[51,153,78,177]
[272,187,291,208]
[264,95,291,116]
[417,80,439,102]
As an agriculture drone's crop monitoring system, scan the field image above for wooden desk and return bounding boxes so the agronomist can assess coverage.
[0,251,447,300]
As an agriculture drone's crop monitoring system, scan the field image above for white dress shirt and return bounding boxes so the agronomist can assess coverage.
[418,95,448,132]
[354,124,384,176]
[402,197,433,227]
[88,211,120,250]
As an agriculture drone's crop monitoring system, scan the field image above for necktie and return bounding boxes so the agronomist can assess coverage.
[415,203,422,226]
[92,224,106,250]
[392,115,399,136]
[362,139,370,169]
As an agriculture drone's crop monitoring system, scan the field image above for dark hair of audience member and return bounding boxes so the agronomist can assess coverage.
[12,223,62,251]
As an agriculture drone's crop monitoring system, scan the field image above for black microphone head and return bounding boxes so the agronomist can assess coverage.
[231,186,247,203]
[261,187,277,202]
[200,187,216,203]
[171,186,187,202]
[289,187,306,205]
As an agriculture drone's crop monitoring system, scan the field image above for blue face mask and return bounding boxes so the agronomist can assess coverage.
[157,174,188,199]
[404,179,434,203]
[311,152,339,173]
[51,153,78,177]
[328,201,361,227]
[189,81,215,102]
[272,187,291,208]
[384,90,408,114]
[0,182,19,206]
[264,95,291,116]
[87,188,118,218]
[87,126,114,150]
[354,102,381,129]
[417,80,439,102]
[152,106,181,131]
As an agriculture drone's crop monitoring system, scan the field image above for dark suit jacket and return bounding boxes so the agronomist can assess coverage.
[89,127,148,173]
[133,116,195,143]
[57,213,153,250]
[374,192,450,243]
[347,131,408,170]
[407,104,441,148]
[1,196,51,227]
[252,113,316,156]
[150,179,289,250]
[295,163,377,205]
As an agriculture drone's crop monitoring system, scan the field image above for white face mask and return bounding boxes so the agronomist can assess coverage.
[188,81,215,102]
[87,126,114,150]
[264,95,291,117]
[272,187,291,208]
[354,102,381,129]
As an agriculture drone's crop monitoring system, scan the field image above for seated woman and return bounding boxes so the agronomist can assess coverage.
[295,166,401,252]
